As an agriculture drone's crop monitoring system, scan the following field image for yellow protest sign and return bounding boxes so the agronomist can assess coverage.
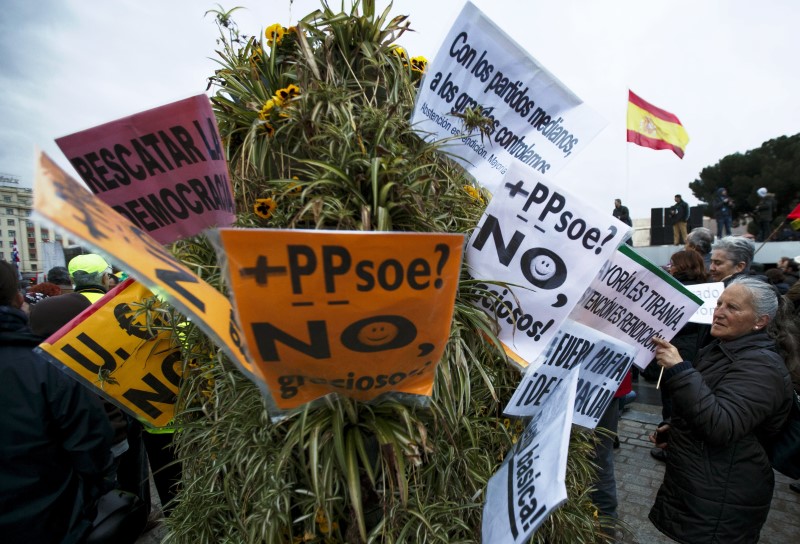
[33,150,255,382]
[36,280,181,427]
[218,229,464,410]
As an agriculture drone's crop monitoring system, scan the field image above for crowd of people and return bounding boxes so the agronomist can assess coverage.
[3,231,799,543]
[0,255,177,544]
[615,185,798,246]
[591,229,800,543]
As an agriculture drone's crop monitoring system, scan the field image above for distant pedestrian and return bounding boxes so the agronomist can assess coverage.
[46,266,74,294]
[685,227,713,270]
[765,268,789,294]
[712,187,734,238]
[668,194,690,245]
[755,187,775,242]
[778,257,799,287]
[68,254,112,304]
[613,198,633,246]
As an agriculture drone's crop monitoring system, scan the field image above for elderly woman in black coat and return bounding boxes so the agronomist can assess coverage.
[648,276,796,543]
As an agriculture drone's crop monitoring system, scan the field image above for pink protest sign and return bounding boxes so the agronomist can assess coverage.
[56,95,236,244]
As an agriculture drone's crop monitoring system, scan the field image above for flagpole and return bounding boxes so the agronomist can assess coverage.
[753,222,785,256]
[626,131,630,204]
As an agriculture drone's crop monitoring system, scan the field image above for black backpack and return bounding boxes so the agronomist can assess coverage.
[763,390,800,479]
[84,489,148,544]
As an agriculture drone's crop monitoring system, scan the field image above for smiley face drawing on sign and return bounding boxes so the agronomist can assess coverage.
[521,248,567,289]
[340,315,417,353]
[520,248,569,307]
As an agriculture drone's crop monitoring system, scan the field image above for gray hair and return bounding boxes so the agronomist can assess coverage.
[732,277,800,387]
[711,236,755,272]
[729,276,778,319]
[686,227,713,255]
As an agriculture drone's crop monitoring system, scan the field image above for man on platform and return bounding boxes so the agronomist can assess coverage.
[613,199,633,246]
[669,194,690,245]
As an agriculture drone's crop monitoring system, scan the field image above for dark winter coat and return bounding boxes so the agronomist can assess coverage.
[755,195,775,222]
[668,275,704,362]
[0,306,114,544]
[712,188,733,219]
[613,205,632,226]
[649,331,793,544]
[669,199,690,225]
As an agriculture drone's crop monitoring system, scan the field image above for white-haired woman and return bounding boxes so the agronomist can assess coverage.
[648,277,797,543]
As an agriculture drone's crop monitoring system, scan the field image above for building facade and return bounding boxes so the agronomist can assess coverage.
[0,174,78,277]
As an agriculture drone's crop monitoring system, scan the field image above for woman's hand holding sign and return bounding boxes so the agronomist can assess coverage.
[650,336,683,389]
[650,336,683,369]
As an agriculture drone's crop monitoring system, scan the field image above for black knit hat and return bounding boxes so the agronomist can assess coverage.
[46,266,71,285]
[29,293,91,338]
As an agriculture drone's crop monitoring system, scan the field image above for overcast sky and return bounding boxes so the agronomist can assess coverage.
[2,0,798,219]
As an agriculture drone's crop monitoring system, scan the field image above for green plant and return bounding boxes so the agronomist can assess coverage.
[164,2,607,542]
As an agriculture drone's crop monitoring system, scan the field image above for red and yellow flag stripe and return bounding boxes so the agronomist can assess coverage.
[626,90,689,158]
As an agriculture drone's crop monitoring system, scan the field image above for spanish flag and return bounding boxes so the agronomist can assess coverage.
[626,90,689,158]
[788,204,800,230]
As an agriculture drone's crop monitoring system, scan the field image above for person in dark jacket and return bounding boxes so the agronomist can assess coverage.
[778,256,799,287]
[668,194,690,245]
[0,261,116,544]
[47,265,75,294]
[712,187,734,238]
[648,277,795,543]
[765,267,790,295]
[754,187,775,242]
[612,199,633,246]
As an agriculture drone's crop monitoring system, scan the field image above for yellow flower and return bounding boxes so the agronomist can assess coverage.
[275,84,301,102]
[265,24,286,47]
[254,197,276,219]
[249,46,263,64]
[463,185,484,203]
[259,99,277,120]
[315,508,339,534]
[410,55,428,73]
[392,46,408,62]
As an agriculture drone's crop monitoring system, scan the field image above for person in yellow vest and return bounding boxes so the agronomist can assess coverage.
[67,254,112,304]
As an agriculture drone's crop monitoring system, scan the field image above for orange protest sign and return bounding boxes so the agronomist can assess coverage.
[33,150,255,382]
[36,280,181,427]
[218,229,464,410]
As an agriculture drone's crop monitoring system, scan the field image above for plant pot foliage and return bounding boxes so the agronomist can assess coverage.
[165,2,605,542]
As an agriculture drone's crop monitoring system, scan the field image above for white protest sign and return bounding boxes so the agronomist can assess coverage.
[570,245,703,369]
[504,319,635,429]
[466,162,631,366]
[482,367,576,543]
[411,1,606,194]
[685,282,724,324]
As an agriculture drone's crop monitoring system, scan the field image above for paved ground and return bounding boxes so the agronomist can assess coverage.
[134,475,167,543]
[615,380,800,543]
[135,379,800,543]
